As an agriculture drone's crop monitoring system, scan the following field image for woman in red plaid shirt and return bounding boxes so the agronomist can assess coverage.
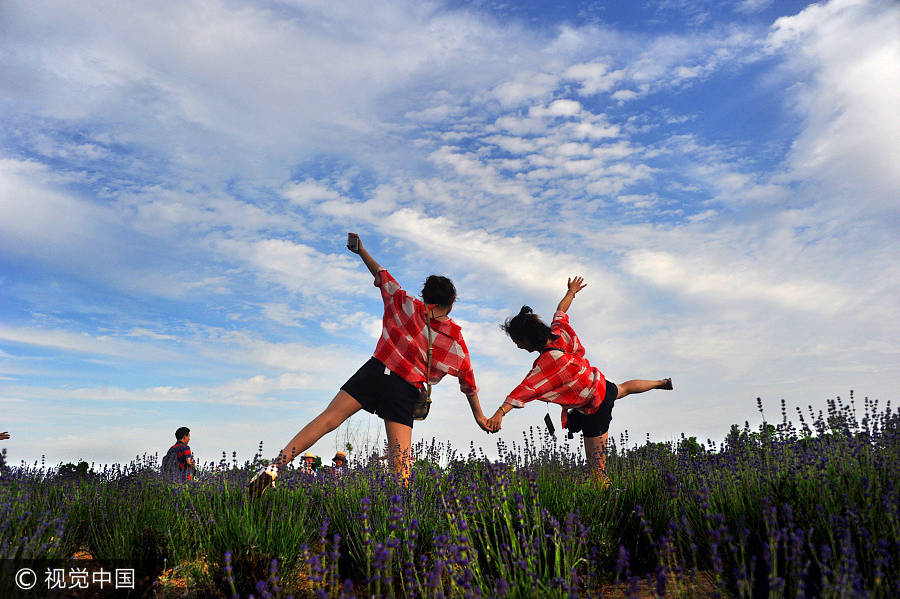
[250,233,493,494]
[486,276,672,484]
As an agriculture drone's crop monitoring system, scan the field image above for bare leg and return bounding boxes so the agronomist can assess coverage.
[578,379,670,486]
[616,378,671,399]
[584,433,610,487]
[274,390,363,468]
[384,419,413,485]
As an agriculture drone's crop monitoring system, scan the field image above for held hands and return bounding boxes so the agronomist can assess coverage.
[476,413,502,434]
[466,393,499,434]
[567,276,587,295]
[486,407,505,433]
[475,415,496,434]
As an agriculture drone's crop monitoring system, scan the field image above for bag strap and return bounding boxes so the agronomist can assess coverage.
[423,306,434,398]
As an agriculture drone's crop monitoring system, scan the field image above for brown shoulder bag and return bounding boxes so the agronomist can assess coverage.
[412,307,434,421]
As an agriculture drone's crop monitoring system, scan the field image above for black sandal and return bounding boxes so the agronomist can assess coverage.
[661,378,673,390]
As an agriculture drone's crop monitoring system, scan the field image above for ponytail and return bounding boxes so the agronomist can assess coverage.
[500,305,559,351]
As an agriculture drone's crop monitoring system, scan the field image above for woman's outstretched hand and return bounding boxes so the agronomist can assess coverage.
[350,233,383,276]
[567,276,587,295]
[347,232,362,254]
[558,276,587,313]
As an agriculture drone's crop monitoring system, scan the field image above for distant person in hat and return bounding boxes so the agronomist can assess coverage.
[325,451,348,478]
[300,452,317,472]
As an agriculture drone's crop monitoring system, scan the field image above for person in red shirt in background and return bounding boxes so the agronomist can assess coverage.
[250,233,493,495]
[0,431,8,473]
[171,427,195,481]
[486,276,673,486]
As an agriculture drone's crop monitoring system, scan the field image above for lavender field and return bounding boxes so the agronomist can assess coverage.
[2,393,898,598]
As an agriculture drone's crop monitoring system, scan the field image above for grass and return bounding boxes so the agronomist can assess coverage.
[1,392,897,597]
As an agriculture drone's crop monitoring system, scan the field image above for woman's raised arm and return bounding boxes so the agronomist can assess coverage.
[556,276,587,313]
[348,233,383,277]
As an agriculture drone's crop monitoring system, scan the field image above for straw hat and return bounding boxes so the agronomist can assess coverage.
[301,451,316,459]
[332,451,347,462]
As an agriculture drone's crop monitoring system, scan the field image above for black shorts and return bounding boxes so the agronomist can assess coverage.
[341,357,420,428]
[566,380,619,438]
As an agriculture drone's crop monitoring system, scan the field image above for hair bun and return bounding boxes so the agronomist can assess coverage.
[519,306,533,316]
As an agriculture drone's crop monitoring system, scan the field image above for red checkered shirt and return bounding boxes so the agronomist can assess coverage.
[504,311,606,425]
[372,269,478,395]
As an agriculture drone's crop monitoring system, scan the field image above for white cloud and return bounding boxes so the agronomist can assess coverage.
[260,303,309,328]
[284,181,344,206]
[493,114,551,136]
[564,61,624,95]
[767,0,900,212]
[617,194,659,209]
[0,158,250,298]
[491,73,560,106]
[568,119,620,140]
[624,249,847,315]
[218,238,370,295]
[0,325,176,360]
[236,337,368,382]
[592,141,638,162]
[554,27,762,103]
[428,147,537,203]
[0,159,110,256]
[127,328,178,341]
[737,0,775,14]
[529,99,582,118]
[482,135,539,154]
[0,0,559,182]
[321,312,382,338]
[612,89,639,102]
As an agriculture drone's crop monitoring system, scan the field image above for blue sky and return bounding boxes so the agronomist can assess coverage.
[1,0,898,466]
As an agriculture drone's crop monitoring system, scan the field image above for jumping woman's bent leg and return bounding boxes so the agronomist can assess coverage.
[384,418,413,485]
[584,433,610,486]
[616,379,671,399]
[275,390,363,468]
